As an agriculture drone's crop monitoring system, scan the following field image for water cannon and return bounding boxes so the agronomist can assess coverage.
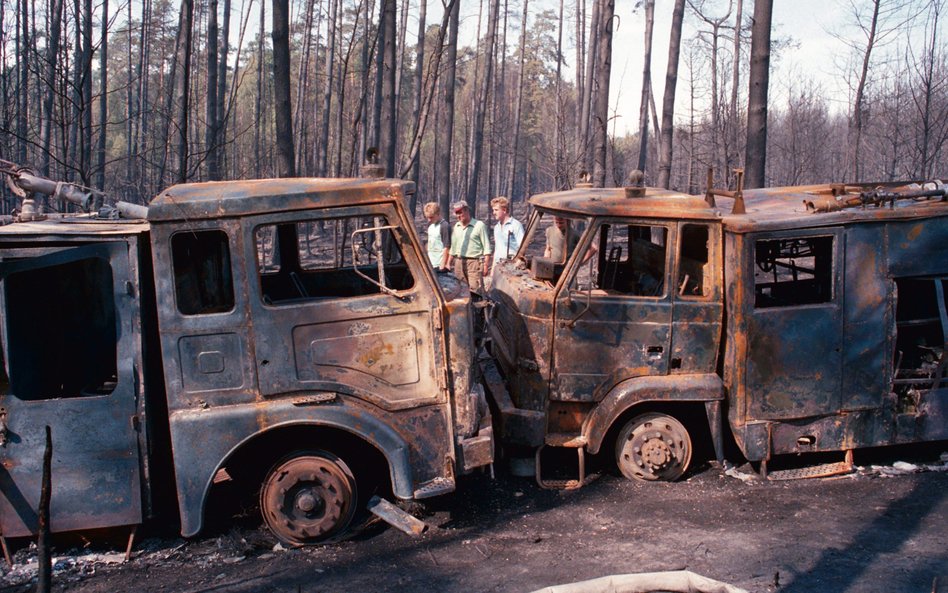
[0,159,146,221]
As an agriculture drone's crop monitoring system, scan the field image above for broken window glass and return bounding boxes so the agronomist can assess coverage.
[2,257,118,400]
[172,230,235,315]
[893,277,948,409]
[255,216,414,305]
[754,236,833,308]
[570,223,668,297]
[678,224,710,297]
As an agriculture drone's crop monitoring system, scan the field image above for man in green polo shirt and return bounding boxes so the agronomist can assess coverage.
[448,201,492,292]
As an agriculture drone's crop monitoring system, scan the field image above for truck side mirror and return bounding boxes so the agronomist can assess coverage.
[350,225,408,300]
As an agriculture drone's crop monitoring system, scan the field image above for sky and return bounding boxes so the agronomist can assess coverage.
[609,0,855,134]
[443,0,875,136]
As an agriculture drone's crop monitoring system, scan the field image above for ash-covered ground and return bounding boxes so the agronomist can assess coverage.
[2,446,947,593]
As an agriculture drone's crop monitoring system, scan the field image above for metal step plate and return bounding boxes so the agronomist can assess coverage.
[768,461,854,481]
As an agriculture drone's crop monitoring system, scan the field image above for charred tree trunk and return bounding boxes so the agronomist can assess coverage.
[10,0,25,166]
[917,1,940,178]
[400,0,454,185]
[380,0,397,175]
[435,0,459,215]
[505,0,528,200]
[217,0,231,175]
[293,0,315,174]
[175,0,195,184]
[658,0,685,189]
[318,0,338,176]
[408,0,427,200]
[94,0,107,189]
[591,0,614,187]
[40,0,64,177]
[465,0,499,208]
[636,0,655,174]
[580,0,601,173]
[206,0,220,179]
[575,0,585,153]
[850,0,880,181]
[272,0,296,177]
[81,0,92,186]
[554,0,565,189]
[729,0,743,174]
[253,0,265,176]
[156,3,183,187]
[744,0,772,189]
[132,0,152,190]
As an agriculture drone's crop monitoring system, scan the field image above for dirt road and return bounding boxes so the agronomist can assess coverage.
[2,447,947,593]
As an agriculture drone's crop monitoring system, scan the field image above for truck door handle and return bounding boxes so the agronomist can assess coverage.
[646,346,663,357]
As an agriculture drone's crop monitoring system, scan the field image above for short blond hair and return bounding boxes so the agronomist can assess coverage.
[423,201,441,216]
[490,196,510,212]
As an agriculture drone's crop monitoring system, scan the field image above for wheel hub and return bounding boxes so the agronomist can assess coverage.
[640,433,674,470]
[615,413,693,482]
[294,489,324,514]
[260,452,357,545]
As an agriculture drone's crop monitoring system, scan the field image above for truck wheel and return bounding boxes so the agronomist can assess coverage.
[615,413,692,482]
[260,450,357,545]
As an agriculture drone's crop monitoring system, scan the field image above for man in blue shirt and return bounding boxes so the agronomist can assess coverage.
[489,196,524,275]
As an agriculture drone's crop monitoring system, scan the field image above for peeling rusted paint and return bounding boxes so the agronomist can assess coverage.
[487,180,948,481]
[0,174,492,543]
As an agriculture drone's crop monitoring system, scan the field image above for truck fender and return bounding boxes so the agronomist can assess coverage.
[582,374,725,455]
[172,403,413,538]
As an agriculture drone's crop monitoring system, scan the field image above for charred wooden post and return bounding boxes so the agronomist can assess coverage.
[37,426,52,593]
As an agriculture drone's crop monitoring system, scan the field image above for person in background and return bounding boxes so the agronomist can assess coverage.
[489,196,524,274]
[545,216,578,262]
[423,202,450,271]
[448,201,491,292]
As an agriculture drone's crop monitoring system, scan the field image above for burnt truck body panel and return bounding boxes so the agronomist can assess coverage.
[488,182,948,478]
[487,190,728,455]
[0,175,492,543]
[148,178,488,539]
[725,208,948,460]
[0,221,155,537]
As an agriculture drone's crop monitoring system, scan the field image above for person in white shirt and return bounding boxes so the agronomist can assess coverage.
[489,196,524,274]
[423,202,450,270]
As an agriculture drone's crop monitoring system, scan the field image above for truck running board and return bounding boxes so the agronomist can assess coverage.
[535,437,600,490]
[764,450,855,481]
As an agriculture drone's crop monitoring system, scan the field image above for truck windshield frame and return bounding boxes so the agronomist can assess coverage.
[254,214,415,305]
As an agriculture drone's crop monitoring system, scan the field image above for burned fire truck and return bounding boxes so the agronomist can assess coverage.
[0,164,492,547]
[485,176,948,485]
[0,160,945,550]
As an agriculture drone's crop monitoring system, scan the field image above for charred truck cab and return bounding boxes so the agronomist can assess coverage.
[0,172,492,547]
[486,179,948,484]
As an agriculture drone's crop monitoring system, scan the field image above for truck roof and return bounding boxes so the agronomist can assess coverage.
[147,177,416,222]
[0,215,149,237]
[529,182,948,233]
[528,187,719,221]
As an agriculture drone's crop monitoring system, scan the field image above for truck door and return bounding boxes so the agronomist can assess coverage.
[745,229,843,419]
[552,221,673,404]
[0,241,144,536]
[247,207,445,412]
[670,223,723,374]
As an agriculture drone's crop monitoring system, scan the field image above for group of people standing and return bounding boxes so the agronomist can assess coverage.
[423,196,524,292]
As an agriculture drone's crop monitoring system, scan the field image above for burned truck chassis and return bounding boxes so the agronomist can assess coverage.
[484,178,948,485]
[0,162,945,547]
